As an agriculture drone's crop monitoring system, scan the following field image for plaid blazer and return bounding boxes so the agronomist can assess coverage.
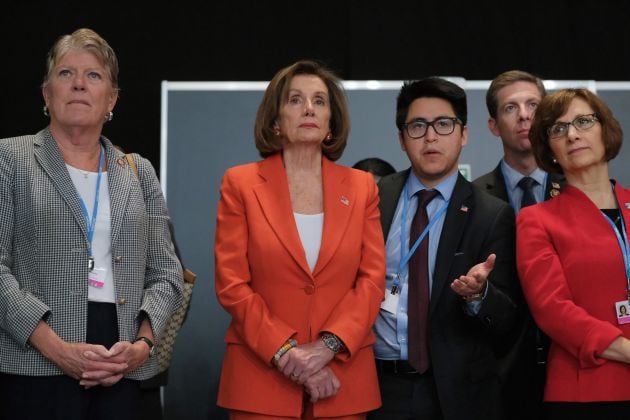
[0,128,183,380]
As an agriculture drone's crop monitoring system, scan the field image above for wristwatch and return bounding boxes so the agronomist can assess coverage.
[320,332,343,354]
[134,336,156,357]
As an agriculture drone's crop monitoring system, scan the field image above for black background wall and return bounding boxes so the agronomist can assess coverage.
[2,1,630,169]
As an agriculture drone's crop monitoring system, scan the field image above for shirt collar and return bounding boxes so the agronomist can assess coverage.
[500,159,547,191]
[405,168,458,202]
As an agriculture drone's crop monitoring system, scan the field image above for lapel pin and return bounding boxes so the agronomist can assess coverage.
[625,203,630,209]
[459,205,468,213]
[116,158,125,166]
[549,182,561,198]
[340,196,349,206]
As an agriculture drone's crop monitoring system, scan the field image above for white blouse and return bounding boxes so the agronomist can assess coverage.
[293,212,324,272]
[67,164,115,303]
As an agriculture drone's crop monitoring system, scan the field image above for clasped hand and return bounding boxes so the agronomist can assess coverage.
[57,340,150,388]
[276,340,340,402]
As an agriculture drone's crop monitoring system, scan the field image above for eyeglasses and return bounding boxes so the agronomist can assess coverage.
[547,114,598,139]
[402,117,462,139]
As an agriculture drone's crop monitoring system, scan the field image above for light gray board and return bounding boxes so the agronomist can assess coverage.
[162,87,630,420]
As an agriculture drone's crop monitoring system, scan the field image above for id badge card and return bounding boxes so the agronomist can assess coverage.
[381,289,400,314]
[381,273,401,314]
[615,300,630,325]
[88,267,107,289]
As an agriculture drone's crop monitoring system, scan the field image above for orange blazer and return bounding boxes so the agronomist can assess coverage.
[214,153,386,417]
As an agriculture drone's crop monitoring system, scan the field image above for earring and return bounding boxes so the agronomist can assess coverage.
[552,156,558,164]
[43,106,49,117]
[105,111,114,122]
[326,132,332,140]
[274,128,280,136]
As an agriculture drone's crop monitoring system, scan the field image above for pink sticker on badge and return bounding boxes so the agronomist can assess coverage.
[88,267,107,289]
[88,278,104,288]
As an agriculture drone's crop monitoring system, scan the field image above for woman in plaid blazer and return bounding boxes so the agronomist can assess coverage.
[0,29,182,419]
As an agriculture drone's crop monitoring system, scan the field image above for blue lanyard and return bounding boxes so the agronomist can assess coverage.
[78,143,105,262]
[602,210,630,299]
[391,184,449,294]
[500,164,547,211]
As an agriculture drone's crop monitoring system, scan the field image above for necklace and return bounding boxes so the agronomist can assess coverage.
[78,170,90,179]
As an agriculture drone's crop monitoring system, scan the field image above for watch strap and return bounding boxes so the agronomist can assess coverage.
[134,336,155,356]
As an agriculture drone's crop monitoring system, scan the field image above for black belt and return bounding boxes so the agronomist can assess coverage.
[376,359,424,375]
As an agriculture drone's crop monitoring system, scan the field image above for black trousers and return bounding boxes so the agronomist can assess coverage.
[0,302,141,420]
[368,360,443,420]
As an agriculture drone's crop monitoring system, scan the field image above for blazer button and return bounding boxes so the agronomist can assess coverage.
[304,284,315,295]
[118,297,127,305]
[114,256,123,263]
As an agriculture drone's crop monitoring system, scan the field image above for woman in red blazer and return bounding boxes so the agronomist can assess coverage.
[214,60,386,419]
[517,88,630,418]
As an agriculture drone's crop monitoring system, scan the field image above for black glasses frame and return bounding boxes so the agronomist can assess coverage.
[402,117,462,139]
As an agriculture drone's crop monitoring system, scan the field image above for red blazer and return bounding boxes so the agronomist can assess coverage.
[214,154,386,417]
[517,181,630,402]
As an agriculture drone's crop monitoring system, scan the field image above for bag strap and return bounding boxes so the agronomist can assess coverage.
[125,153,139,178]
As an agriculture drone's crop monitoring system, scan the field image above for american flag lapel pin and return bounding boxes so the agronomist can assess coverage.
[550,182,561,198]
[625,203,630,209]
[459,205,468,213]
[340,195,350,206]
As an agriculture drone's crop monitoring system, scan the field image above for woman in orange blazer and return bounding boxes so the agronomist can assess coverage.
[214,60,386,419]
[518,88,630,419]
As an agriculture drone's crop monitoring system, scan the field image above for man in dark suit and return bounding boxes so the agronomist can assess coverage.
[473,70,565,420]
[474,70,563,208]
[369,77,522,420]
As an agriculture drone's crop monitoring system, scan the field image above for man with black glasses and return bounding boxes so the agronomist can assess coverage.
[369,77,522,420]
[474,70,565,420]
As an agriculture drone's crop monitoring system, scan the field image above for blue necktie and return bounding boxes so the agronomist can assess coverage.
[518,177,537,209]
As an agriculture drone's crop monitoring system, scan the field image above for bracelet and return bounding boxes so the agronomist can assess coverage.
[462,293,484,302]
[271,339,297,366]
[462,282,488,302]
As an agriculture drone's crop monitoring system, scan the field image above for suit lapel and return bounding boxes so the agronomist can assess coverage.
[33,129,88,240]
[379,170,409,241]
[312,159,354,277]
[430,174,472,313]
[253,154,312,277]
[105,140,132,247]
[489,164,509,201]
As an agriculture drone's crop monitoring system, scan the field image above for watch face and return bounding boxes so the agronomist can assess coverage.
[322,334,340,352]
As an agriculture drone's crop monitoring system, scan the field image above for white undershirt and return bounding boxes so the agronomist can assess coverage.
[67,164,115,303]
[293,213,324,272]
